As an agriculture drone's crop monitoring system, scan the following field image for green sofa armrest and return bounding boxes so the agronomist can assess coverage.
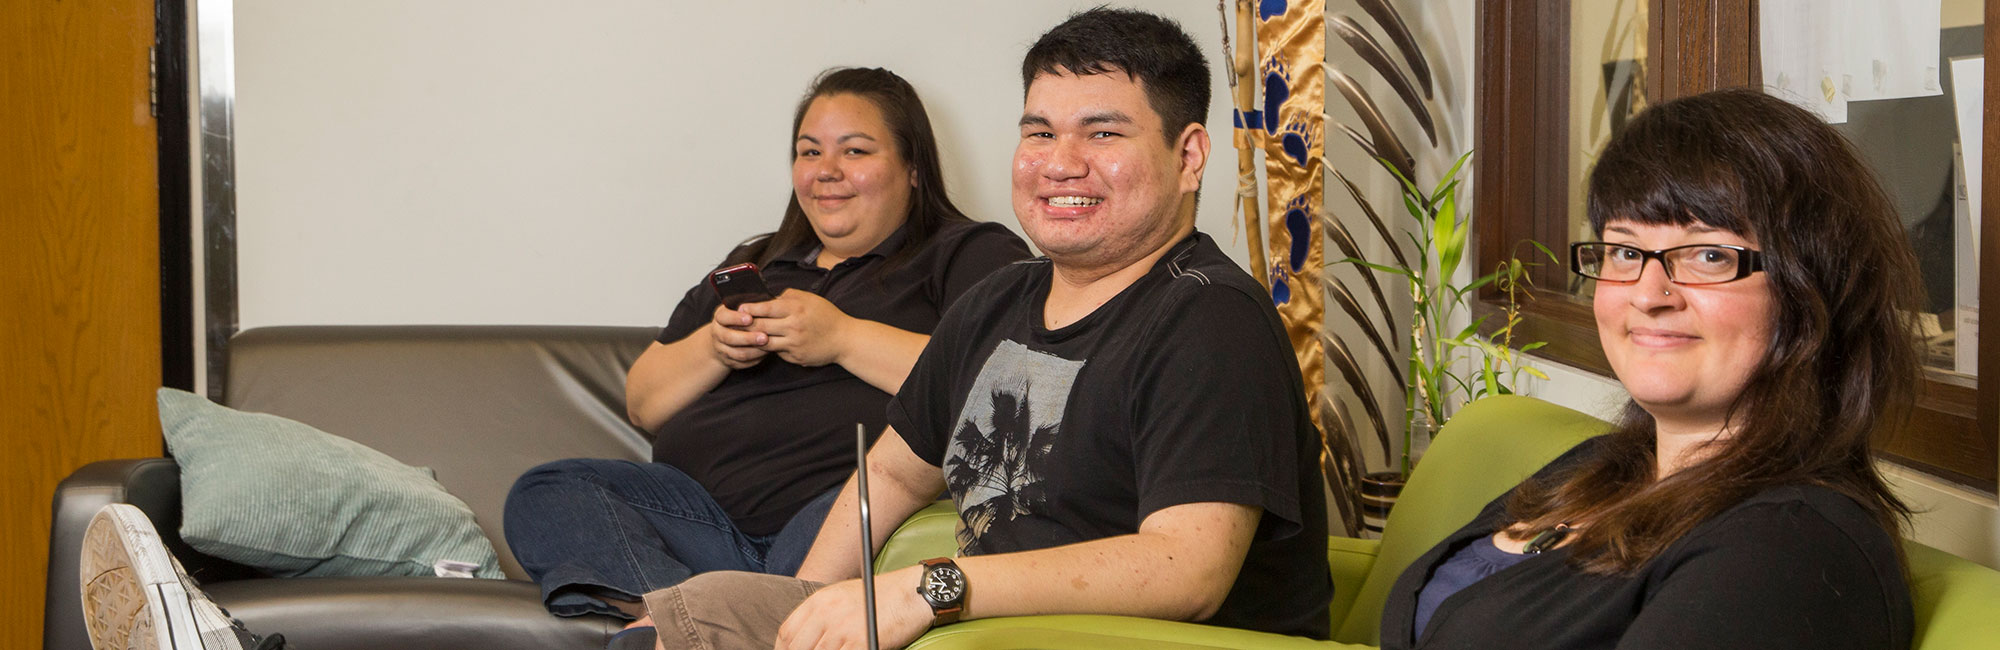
[1908,541,2000,650]
[906,615,1370,649]
[1326,536,1379,634]
[875,501,958,574]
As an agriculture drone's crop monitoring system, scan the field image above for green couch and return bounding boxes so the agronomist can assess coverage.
[870,395,2000,649]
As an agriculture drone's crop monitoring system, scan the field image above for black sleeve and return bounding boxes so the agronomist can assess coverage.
[935,223,1033,310]
[657,278,722,345]
[886,273,1004,468]
[1129,287,1306,533]
[1615,501,1912,650]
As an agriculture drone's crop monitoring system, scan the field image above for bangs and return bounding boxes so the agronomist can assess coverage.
[1585,110,1756,238]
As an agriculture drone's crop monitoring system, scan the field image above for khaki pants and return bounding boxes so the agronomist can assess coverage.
[644,571,826,650]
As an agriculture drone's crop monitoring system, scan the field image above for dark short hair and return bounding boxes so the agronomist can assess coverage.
[726,67,971,270]
[1021,7,1211,146]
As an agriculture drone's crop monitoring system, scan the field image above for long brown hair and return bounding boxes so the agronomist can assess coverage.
[722,67,971,270]
[1507,88,1922,575]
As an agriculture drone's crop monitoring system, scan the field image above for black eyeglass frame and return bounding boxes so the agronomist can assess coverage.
[1568,242,1768,286]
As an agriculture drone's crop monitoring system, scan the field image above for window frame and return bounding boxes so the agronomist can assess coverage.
[1473,0,1999,490]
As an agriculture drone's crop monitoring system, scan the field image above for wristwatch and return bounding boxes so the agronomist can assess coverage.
[915,557,967,627]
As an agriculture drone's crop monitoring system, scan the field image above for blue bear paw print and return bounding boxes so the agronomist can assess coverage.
[1282,194,1315,272]
[1262,58,1292,132]
[1259,0,1289,22]
[1276,118,1321,168]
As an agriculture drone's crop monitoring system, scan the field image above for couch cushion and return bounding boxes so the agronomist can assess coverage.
[223,325,656,578]
[206,576,617,650]
[159,388,504,578]
[1333,395,1612,645]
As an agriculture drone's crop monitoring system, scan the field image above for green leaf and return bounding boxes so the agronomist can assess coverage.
[1337,258,1418,279]
[1437,191,1464,279]
[1403,193,1426,225]
[1380,157,1424,200]
[1429,178,1461,207]
[1524,367,1550,380]
[1525,239,1560,264]
[1440,150,1473,186]
[1455,315,1491,342]
[1454,270,1502,301]
[1520,341,1549,352]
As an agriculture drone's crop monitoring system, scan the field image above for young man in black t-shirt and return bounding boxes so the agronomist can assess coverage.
[641,9,1331,648]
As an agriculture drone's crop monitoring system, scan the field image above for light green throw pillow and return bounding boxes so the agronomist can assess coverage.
[157,388,502,579]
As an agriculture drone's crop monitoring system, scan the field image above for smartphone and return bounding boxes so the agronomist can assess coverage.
[708,263,774,309]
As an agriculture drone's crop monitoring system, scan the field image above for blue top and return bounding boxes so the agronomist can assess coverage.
[1412,533,1530,637]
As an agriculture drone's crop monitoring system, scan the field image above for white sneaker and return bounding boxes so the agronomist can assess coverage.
[79,503,277,650]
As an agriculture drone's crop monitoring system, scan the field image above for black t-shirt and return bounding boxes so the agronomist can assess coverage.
[653,219,1030,536]
[1383,437,1914,650]
[890,232,1333,639]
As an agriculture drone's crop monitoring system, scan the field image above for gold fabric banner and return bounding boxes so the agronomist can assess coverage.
[1255,0,1326,430]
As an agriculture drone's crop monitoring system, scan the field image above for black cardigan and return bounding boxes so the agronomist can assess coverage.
[1381,439,1912,650]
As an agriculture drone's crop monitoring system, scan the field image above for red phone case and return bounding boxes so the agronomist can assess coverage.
[708,263,774,309]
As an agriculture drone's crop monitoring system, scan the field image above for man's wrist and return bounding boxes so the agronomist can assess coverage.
[915,557,967,627]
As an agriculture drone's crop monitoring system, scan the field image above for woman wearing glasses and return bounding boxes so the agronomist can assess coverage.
[1382,88,1918,649]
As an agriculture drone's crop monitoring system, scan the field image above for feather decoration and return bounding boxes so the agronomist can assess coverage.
[1319,331,1393,460]
[1332,120,1384,170]
[1354,0,1434,99]
[1316,390,1368,537]
[1328,14,1435,146]
[1327,69,1416,182]
[1322,274,1405,392]
[1327,165,1413,271]
[1318,209,1399,339]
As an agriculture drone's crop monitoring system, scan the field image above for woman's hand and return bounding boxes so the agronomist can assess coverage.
[775,569,932,650]
[708,304,770,369]
[741,289,854,367]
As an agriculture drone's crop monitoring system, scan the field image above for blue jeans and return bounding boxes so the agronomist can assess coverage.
[502,458,839,619]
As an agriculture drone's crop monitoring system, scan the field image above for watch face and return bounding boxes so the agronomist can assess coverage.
[923,566,965,604]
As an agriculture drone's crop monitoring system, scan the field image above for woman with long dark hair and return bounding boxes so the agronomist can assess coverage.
[1384,88,1919,649]
[502,67,1030,622]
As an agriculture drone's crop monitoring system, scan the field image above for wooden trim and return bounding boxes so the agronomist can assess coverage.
[1980,0,2000,487]
[1475,0,1603,372]
[1658,0,1757,92]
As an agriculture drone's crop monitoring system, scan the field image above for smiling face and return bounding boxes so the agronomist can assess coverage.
[1593,220,1776,434]
[1011,69,1206,273]
[792,93,915,256]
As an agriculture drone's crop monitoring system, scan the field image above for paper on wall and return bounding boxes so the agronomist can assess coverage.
[1950,55,1981,376]
[1762,0,1945,123]
[1761,0,1846,122]
[1951,55,1983,261]
[1840,0,1943,103]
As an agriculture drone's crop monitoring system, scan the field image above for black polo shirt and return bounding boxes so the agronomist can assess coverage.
[652,219,1031,535]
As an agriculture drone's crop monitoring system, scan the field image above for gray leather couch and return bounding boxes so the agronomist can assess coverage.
[47,326,658,650]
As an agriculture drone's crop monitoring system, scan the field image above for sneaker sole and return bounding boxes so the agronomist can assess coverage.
[80,504,211,650]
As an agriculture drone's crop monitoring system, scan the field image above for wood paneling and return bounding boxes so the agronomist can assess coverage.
[1,0,164,647]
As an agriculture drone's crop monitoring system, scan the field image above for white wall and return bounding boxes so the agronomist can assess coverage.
[231,0,1249,329]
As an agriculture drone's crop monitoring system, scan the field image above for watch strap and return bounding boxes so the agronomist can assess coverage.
[916,557,964,626]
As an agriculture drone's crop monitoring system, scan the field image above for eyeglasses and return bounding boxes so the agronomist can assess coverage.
[1569,242,1767,285]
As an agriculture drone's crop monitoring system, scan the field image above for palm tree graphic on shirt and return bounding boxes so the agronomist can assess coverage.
[946,384,1059,552]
